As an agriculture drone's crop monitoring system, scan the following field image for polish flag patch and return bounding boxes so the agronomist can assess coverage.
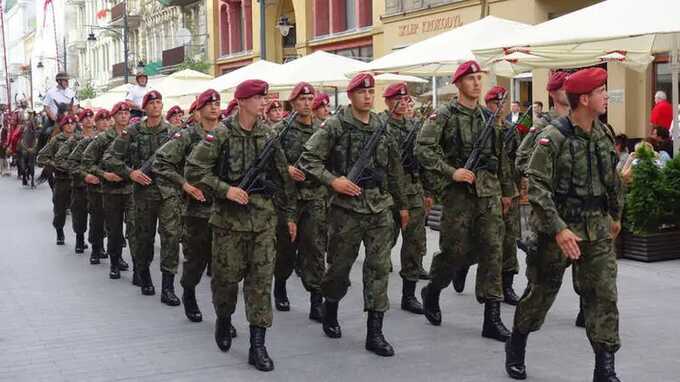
[538,138,551,145]
[205,134,215,142]
[173,132,182,139]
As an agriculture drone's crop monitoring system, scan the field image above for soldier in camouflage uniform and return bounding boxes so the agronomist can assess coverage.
[271,82,328,321]
[152,89,235,338]
[37,115,78,245]
[298,73,408,357]
[104,90,181,305]
[505,68,623,382]
[166,106,184,129]
[415,61,515,342]
[68,109,111,264]
[380,82,432,315]
[184,80,297,372]
[82,102,133,279]
[264,100,283,127]
[312,92,331,123]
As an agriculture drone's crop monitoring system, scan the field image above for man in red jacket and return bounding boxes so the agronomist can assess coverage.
[651,90,673,131]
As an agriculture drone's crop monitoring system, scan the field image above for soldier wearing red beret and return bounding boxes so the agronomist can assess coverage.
[224,98,238,119]
[166,106,184,129]
[184,79,297,371]
[505,67,623,382]
[380,81,432,315]
[271,82,328,321]
[298,72,409,357]
[417,60,515,343]
[104,90,183,304]
[312,92,331,122]
[264,100,283,126]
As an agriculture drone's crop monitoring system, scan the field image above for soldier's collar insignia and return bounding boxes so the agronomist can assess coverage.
[121,129,129,136]
[173,132,182,139]
[205,134,215,142]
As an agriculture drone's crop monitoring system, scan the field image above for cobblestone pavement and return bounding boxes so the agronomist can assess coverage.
[1,173,679,381]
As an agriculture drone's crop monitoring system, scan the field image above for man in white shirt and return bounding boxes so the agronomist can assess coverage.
[126,72,150,118]
[506,101,521,124]
[43,72,79,125]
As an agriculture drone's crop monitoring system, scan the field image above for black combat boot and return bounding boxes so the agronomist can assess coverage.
[505,330,529,380]
[140,268,156,296]
[89,243,101,265]
[482,302,511,342]
[322,300,342,338]
[109,254,121,279]
[248,326,274,372]
[575,298,586,328]
[118,257,129,271]
[365,311,395,357]
[421,284,442,325]
[401,279,424,314]
[593,351,621,382]
[75,234,86,254]
[160,272,181,306]
[503,272,520,305]
[131,258,142,286]
[56,228,65,245]
[182,288,203,322]
[452,266,469,293]
[215,315,233,352]
[273,279,290,311]
[98,240,108,259]
[309,292,323,322]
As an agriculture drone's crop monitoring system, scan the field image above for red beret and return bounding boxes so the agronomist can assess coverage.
[225,99,238,116]
[564,68,608,95]
[288,82,316,101]
[452,60,486,84]
[347,73,375,93]
[234,79,269,99]
[165,105,184,120]
[546,71,570,91]
[383,82,408,99]
[188,99,198,114]
[78,108,94,121]
[265,100,282,114]
[59,115,77,127]
[142,90,162,109]
[312,93,330,110]
[195,89,221,110]
[484,86,507,103]
[111,101,131,115]
[94,109,110,121]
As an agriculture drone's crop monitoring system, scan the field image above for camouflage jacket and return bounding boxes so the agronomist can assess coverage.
[415,101,514,198]
[54,133,92,188]
[381,111,425,209]
[527,116,623,241]
[516,110,560,176]
[103,119,175,200]
[67,134,98,190]
[499,117,523,194]
[81,127,132,194]
[273,117,328,201]
[152,123,214,218]
[184,114,296,231]
[298,106,406,214]
[37,132,76,180]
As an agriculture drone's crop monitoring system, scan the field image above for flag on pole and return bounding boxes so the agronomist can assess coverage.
[42,0,53,27]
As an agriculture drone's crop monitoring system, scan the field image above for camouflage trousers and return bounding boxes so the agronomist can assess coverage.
[430,188,504,303]
[211,226,276,327]
[322,206,393,312]
[70,186,88,235]
[274,198,327,292]
[102,193,135,260]
[180,216,211,289]
[52,178,72,230]
[87,189,105,248]
[132,192,181,274]
[392,205,427,281]
[514,236,620,353]
[502,197,521,275]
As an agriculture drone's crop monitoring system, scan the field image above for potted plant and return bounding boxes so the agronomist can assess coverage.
[622,144,680,262]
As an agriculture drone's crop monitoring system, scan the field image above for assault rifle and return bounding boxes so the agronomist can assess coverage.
[238,111,298,193]
[346,105,398,184]
[464,92,509,171]
[399,113,429,172]
[139,131,175,176]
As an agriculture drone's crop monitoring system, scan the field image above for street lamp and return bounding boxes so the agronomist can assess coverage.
[83,0,130,84]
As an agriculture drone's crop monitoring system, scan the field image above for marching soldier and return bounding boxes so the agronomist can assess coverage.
[223,99,238,120]
[298,73,408,357]
[152,89,234,339]
[82,102,133,279]
[68,109,111,264]
[264,100,283,126]
[505,68,623,382]
[37,115,78,245]
[380,82,431,315]
[166,106,184,129]
[186,100,199,128]
[271,82,328,321]
[416,61,515,342]
[184,80,297,371]
[104,91,181,305]
[312,92,331,122]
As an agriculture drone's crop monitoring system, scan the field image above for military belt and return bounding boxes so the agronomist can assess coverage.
[555,194,607,211]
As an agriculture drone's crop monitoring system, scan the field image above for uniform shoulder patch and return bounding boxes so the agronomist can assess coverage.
[429,112,438,120]
[538,138,551,145]
[173,132,182,139]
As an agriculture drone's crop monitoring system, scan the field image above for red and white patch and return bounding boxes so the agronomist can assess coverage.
[121,129,128,136]
[205,134,215,142]
[538,138,551,145]
[173,132,182,139]
[529,127,537,133]
[429,112,438,120]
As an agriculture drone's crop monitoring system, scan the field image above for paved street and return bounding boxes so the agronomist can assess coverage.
[0,171,679,382]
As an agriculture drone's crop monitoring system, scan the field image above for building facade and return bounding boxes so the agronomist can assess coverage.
[2,0,36,107]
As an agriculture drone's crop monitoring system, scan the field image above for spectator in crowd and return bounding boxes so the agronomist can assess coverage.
[620,141,670,184]
[649,125,673,158]
[615,134,629,173]
[506,101,521,124]
[533,101,544,116]
[650,90,673,131]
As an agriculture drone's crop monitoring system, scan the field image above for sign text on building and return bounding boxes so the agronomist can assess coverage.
[398,14,463,37]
